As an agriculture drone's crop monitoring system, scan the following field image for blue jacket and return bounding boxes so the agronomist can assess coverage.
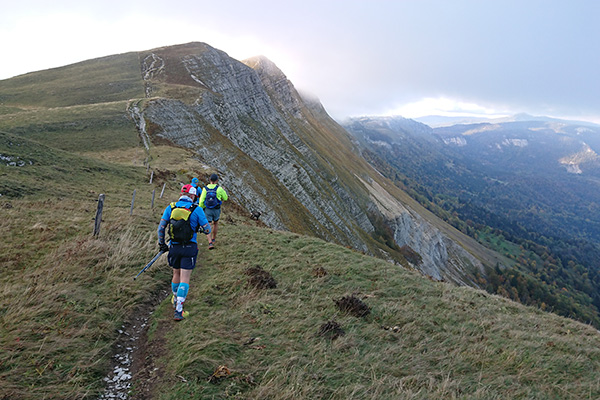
[157,197,210,244]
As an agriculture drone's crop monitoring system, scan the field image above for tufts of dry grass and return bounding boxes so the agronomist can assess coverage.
[0,195,169,399]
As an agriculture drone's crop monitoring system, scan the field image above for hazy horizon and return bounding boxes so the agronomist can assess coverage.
[2,1,599,124]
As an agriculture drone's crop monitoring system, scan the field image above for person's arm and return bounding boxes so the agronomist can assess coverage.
[157,205,171,248]
[198,187,207,208]
[193,207,211,234]
[217,186,228,202]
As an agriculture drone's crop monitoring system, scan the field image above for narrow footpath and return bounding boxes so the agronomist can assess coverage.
[99,290,172,400]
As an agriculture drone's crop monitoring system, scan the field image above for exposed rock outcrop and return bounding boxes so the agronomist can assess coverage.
[131,42,500,285]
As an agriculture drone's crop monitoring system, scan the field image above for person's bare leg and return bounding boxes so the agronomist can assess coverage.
[179,268,192,285]
[170,268,180,307]
[212,221,219,242]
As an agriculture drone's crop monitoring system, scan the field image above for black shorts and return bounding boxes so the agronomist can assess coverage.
[168,242,198,270]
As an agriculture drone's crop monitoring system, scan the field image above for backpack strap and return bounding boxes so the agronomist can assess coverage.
[170,202,196,209]
[169,202,196,216]
[187,203,198,231]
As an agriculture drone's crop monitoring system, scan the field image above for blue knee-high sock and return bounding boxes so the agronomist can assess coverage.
[171,282,179,296]
[176,283,189,312]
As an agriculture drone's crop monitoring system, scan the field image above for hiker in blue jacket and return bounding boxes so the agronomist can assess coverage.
[157,184,210,321]
[190,177,200,205]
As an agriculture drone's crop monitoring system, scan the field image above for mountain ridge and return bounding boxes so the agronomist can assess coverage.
[2,41,600,399]
[127,41,504,284]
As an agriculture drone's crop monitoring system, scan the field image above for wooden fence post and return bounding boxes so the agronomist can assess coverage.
[160,182,166,198]
[130,189,136,215]
[93,194,105,236]
[151,189,156,209]
[149,170,154,184]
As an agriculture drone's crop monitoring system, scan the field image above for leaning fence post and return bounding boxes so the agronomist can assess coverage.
[151,189,156,209]
[149,170,154,184]
[160,182,166,198]
[130,189,136,216]
[93,194,105,236]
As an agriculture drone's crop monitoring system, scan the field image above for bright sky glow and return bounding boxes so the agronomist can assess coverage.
[1,0,599,124]
[384,97,511,119]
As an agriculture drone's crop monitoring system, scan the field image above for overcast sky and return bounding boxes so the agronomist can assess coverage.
[2,0,599,123]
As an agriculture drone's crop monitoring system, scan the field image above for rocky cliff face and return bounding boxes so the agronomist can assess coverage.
[137,44,373,249]
[131,42,499,286]
[358,177,488,286]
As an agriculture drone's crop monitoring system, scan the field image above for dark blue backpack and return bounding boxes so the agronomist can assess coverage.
[204,185,221,209]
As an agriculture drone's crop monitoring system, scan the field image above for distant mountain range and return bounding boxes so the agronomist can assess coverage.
[414,113,600,128]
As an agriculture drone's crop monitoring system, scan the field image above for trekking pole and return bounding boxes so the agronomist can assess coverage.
[133,250,166,280]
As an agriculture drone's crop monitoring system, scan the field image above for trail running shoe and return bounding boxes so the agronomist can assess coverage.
[174,309,189,321]
[208,241,215,250]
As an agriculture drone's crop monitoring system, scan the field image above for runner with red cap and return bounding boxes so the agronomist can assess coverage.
[157,184,211,320]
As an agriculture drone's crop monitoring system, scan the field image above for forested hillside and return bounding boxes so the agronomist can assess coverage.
[344,116,600,327]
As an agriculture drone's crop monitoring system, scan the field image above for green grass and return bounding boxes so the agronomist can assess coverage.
[0,124,197,399]
[0,196,171,399]
[0,101,141,153]
[477,228,523,259]
[4,187,600,399]
[146,221,600,399]
[0,130,145,198]
[0,52,144,108]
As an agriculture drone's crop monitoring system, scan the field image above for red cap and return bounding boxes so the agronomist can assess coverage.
[181,184,197,196]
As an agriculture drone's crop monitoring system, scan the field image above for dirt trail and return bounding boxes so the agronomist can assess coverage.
[98,290,172,400]
[98,205,258,399]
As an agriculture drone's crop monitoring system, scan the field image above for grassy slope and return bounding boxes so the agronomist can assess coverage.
[0,125,180,397]
[148,221,600,399]
[0,52,143,108]
[3,130,599,400]
[0,101,140,155]
[0,51,144,159]
[4,168,600,399]
[0,130,224,398]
